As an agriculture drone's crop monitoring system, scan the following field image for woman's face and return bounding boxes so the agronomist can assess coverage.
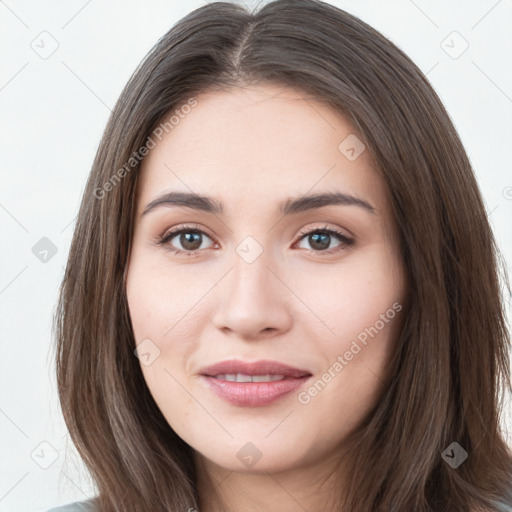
[126,83,407,474]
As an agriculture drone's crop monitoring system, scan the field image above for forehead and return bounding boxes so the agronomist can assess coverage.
[137,83,388,216]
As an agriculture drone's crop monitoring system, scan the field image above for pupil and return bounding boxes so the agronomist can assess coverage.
[181,232,201,250]
[310,233,330,250]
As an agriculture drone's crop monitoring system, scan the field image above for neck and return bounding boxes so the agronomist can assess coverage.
[194,450,346,512]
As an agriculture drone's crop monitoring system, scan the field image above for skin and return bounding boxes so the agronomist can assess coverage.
[125,83,408,512]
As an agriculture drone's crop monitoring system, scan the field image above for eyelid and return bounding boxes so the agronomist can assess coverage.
[156,223,354,256]
[159,223,212,242]
[296,224,353,243]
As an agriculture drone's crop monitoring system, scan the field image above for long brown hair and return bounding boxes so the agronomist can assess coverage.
[54,1,512,510]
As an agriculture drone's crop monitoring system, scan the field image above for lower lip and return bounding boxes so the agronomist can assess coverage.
[201,375,311,407]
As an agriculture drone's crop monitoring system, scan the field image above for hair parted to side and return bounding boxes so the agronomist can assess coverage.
[54,1,512,511]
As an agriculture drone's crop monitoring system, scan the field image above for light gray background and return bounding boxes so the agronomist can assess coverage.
[1,1,511,511]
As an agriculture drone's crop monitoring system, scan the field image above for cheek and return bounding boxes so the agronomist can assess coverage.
[293,245,405,415]
[125,252,224,406]
[295,246,404,350]
[126,253,212,346]
[126,257,209,437]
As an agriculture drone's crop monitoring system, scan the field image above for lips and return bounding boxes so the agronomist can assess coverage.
[200,359,311,379]
[199,359,312,407]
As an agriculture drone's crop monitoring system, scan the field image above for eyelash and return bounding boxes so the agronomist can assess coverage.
[156,224,355,257]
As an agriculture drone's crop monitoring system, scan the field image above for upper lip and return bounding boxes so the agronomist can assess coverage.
[200,359,311,378]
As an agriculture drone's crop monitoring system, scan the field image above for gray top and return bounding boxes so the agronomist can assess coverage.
[46,499,97,512]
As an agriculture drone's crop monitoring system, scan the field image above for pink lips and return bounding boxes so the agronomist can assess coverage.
[199,359,312,407]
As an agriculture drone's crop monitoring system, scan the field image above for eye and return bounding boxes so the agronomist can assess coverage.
[295,225,354,254]
[157,224,216,256]
[157,224,354,257]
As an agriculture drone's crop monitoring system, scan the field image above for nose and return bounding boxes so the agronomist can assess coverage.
[212,245,293,340]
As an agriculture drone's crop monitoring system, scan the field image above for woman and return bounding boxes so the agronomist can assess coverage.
[51,0,512,511]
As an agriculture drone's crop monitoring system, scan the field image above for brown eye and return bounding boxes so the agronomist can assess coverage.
[159,227,215,255]
[307,232,332,251]
[178,231,203,251]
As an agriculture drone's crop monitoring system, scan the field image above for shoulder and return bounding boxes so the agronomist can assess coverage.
[45,498,97,512]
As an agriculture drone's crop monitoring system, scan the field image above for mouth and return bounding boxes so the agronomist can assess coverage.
[199,359,312,407]
[209,374,288,382]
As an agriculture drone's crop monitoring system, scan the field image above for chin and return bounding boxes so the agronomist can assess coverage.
[192,434,315,475]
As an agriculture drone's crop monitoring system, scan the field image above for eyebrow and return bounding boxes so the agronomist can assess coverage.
[141,190,376,217]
